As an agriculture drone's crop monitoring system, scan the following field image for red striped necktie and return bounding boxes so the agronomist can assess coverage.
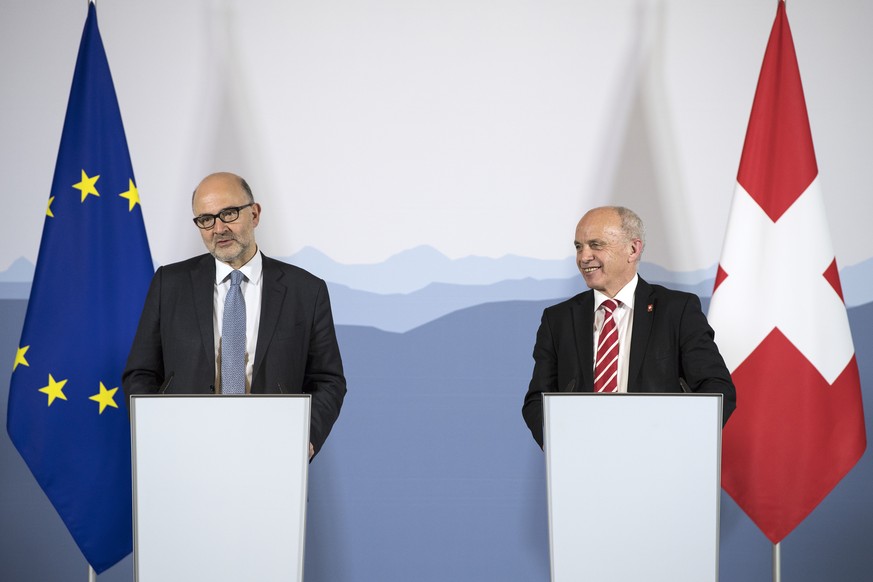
[594,299,621,393]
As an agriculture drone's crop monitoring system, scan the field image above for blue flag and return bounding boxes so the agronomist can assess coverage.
[6,3,153,573]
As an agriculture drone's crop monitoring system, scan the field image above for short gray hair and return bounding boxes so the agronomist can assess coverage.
[613,206,645,257]
[238,177,255,203]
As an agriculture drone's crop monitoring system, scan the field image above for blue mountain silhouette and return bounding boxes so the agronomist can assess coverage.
[328,273,718,333]
[283,245,578,294]
[3,250,872,330]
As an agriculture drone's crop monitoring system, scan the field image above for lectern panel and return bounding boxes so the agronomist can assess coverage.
[544,393,721,582]
[131,395,310,582]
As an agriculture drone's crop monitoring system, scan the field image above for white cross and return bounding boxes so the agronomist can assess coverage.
[708,177,854,384]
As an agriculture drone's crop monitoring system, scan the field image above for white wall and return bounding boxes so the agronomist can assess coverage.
[2,0,871,273]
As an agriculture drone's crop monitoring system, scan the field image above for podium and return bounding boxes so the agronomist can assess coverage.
[543,393,722,582]
[130,395,311,582]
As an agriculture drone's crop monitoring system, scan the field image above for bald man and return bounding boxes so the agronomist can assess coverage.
[123,173,346,458]
[522,206,735,447]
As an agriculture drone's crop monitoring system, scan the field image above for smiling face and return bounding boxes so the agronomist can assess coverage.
[574,207,643,297]
[192,173,261,269]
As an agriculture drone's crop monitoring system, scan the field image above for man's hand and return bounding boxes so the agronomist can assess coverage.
[309,443,314,460]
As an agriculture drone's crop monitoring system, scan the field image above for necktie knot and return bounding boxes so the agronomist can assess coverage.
[230,269,244,287]
[602,298,620,314]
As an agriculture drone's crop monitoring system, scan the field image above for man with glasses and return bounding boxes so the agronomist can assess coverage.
[123,172,346,459]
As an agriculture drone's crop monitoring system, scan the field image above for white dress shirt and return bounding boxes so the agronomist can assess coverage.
[592,274,638,393]
[213,250,263,393]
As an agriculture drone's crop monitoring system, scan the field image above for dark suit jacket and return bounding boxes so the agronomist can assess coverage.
[122,253,346,456]
[522,277,735,448]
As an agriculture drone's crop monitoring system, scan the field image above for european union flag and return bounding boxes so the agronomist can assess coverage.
[6,2,153,573]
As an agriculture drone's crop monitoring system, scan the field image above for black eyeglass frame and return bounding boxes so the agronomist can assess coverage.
[192,203,255,229]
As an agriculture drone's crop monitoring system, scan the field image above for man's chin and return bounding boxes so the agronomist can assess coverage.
[211,246,242,264]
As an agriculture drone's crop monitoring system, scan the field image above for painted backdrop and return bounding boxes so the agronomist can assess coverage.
[2,1,871,581]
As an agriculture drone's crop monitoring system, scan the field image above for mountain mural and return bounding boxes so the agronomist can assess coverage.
[328,274,720,333]
[7,247,869,331]
[4,246,870,306]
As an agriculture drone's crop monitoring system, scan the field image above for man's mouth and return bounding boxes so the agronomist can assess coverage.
[582,266,599,274]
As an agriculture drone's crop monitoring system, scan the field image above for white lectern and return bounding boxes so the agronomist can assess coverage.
[543,393,722,582]
[130,395,311,582]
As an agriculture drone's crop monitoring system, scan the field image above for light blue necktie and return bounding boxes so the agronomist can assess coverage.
[221,269,246,394]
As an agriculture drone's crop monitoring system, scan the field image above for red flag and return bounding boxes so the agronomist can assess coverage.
[708,1,866,544]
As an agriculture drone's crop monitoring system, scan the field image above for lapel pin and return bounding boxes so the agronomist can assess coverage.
[647,303,653,312]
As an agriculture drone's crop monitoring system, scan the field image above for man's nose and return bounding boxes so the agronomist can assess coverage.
[213,218,229,233]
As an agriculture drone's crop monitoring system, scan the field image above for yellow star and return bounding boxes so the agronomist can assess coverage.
[46,196,55,218]
[89,382,119,414]
[119,179,141,211]
[13,346,29,371]
[73,170,100,202]
[39,374,68,406]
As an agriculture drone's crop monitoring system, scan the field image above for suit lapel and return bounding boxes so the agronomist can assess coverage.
[253,255,286,382]
[628,277,654,390]
[572,291,596,391]
[191,255,216,365]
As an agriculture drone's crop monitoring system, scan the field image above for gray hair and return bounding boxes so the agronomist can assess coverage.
[238,177,255,203]
[612,206,645,259]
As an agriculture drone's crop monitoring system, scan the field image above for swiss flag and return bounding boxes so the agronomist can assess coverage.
[708,1,866,544]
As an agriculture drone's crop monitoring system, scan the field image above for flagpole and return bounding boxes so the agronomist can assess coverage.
[88,4,111,581]
[772,542,781,582]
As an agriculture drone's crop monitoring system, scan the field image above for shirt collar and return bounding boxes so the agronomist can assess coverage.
[593,274,638,311]
[214,248,263,285]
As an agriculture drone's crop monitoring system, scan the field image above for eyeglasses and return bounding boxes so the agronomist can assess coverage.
[192,203,254,229]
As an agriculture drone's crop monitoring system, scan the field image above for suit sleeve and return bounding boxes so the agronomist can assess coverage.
[122,267,166,402]
[677,294,737,425]
[522,309,558,449]
[303,281,347,456]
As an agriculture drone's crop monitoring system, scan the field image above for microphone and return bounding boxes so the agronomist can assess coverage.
[158,372,174,395]
[679,377,691,393]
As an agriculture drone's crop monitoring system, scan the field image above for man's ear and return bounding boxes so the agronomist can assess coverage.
[628,238,643,263]
[250,203,262,226]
